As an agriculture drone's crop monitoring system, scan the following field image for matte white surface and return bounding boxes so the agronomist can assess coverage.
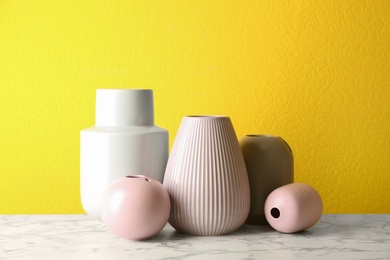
[80,126,168,219]
[95,89,154,126]
[81,89,169,220]
[1,215,389,259]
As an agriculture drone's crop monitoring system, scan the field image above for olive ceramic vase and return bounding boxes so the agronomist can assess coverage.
[240,135,294,225]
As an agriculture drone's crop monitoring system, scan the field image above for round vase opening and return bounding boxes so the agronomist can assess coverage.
[126,175,152,182]
[271,207,281,219]
[246,134,278,138]
[97,88,151,91]
[187,115,228,118]
[126,175,149,180]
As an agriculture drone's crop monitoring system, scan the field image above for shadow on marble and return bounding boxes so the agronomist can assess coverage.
[148,230,191,242]
[145,223,276,242]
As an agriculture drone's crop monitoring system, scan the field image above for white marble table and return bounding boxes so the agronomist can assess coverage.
[0,215,389,259]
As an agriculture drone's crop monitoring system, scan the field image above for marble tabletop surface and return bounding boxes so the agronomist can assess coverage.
[0,214,389,259]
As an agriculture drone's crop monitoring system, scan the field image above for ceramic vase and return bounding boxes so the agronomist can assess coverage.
[240,135,293,225]
[80,89,168,220]
[163,116,250,236]
[101,175,171,240]
[264,183,323,233]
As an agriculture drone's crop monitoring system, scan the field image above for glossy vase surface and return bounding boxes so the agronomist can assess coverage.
[163,116,250,236]
[240,135,293,225]
[80,89,168,220]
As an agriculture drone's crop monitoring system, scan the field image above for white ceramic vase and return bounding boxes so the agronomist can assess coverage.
[163,116,250,236]
[80,89,168,220]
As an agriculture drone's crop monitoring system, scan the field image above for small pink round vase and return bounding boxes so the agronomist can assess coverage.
[101,175,171,240]
[264,183,323,233]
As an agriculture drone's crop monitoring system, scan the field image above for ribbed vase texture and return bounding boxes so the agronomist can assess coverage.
[264,183,323,233]
[163,116,250,236]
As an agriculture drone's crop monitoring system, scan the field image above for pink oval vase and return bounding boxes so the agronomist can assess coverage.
[264,183,323,233]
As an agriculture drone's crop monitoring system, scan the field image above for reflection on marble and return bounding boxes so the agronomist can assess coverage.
[0,215,389,259]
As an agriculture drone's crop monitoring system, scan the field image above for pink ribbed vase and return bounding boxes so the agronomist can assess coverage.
[163,116,250,236]
[264,183,323,233]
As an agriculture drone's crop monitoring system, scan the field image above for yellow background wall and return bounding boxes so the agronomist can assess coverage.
[1,0,389,214]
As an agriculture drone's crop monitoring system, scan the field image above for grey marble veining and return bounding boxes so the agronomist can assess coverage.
[0,215,389,259]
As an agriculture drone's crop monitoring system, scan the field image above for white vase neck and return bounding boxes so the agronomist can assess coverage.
[95,89,154,126]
